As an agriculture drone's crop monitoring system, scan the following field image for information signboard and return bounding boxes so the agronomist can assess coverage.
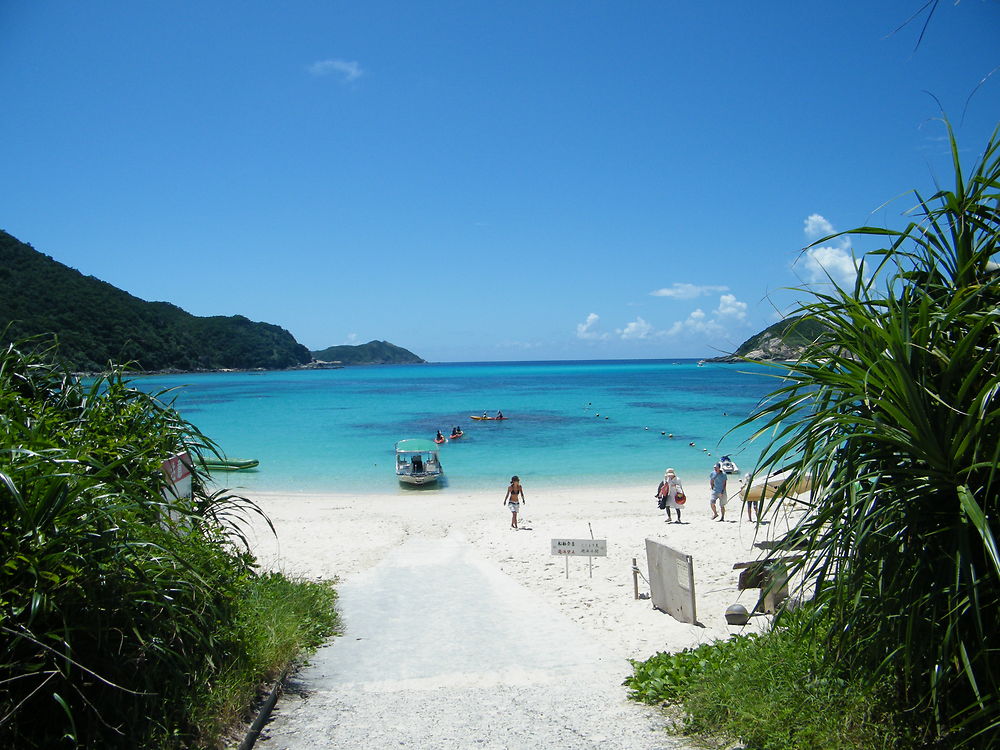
[551,538,608,578]
[551,538,608,556]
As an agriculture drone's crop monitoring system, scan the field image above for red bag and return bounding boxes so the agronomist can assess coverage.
[674,491,687,505]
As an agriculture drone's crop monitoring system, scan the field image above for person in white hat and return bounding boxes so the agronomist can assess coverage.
[657,468,685,523]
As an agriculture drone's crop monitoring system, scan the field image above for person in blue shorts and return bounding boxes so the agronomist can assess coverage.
[709,462,728,521]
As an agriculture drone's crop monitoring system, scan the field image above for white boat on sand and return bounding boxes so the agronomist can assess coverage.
[395,439,443,486]
[719,455,739,474]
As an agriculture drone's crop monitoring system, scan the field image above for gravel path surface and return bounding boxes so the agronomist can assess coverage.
[253,532,692,750]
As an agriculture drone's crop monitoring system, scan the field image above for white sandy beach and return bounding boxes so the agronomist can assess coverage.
[240,481,801,749]
[246,482,791,659]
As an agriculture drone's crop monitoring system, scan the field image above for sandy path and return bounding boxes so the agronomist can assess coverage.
[239,483,790,748]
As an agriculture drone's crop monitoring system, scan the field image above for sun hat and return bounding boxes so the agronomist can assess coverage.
[665,468,676,477]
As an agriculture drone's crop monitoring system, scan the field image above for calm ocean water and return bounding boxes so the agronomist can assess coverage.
[134,360,782,495]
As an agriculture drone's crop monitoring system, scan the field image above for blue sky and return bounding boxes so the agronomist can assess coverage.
[2,2,997,361]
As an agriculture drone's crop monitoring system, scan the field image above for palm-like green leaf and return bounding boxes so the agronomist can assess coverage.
[0,339,279,747]
[742,122,1000,746]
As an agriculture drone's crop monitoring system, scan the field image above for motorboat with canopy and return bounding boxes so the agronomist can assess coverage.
[394,438,443,485]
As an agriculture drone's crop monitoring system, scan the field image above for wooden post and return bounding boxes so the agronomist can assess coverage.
[632,557,639,600]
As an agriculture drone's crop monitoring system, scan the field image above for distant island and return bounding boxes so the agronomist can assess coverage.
[0,230,423,372]
[704,315,828,363]
[310,340,424,366]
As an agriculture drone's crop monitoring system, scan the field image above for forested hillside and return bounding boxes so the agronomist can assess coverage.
[311,340,425,365]
[0,230,311,371]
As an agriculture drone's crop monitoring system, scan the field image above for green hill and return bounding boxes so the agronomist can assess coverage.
[310,340,425,365]
[707,315,830,362]
[0,230,312,371]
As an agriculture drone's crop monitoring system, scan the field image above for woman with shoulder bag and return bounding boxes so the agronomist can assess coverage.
[662,468,685,523]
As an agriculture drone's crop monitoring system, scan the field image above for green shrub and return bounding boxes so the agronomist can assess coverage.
[0,339,338,748]
[627,610,904,750]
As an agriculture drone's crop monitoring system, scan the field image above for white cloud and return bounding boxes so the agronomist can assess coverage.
[345,333,359,344]
[666,308,719,337]
[795,214,862,288]
[795,244,862,287]
[576,312,609,340]
[650,283,729,299]
[308,59,364,83]
[804,213,835,240]
[616,317,653,340]
[715,293,748,320]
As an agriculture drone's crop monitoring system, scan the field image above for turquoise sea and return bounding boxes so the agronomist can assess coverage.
[134,360,782,495]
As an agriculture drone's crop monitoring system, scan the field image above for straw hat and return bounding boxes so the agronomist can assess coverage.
[665,468,676,477]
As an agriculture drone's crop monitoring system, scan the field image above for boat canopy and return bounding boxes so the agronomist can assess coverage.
[395,438,439,454]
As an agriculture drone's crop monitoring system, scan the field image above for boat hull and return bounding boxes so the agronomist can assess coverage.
[397,472,441,485]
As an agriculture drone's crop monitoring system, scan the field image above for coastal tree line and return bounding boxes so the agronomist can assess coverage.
[0,231,312,371]
[0,231,425,372]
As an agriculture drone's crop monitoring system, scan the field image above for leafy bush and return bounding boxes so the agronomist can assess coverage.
[627,612,903,750]
[626,636,756,706]
[0,338,337,748]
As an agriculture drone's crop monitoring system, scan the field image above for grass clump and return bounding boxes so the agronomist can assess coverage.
[0,338,339,749]
[189,573,338,747]
[626,611,903,749]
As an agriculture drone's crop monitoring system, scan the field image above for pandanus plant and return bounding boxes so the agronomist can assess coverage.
[744,121,1000,746]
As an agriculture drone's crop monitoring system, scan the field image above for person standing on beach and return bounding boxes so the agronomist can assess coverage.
[709,462,728,520]
[503,475,525,529]
[658,468,684,523]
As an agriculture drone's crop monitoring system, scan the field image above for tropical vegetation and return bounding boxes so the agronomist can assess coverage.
[629,121,1000,748]
[0,338,338,748]
[626,611,903,749]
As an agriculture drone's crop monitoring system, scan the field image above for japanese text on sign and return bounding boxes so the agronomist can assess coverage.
[550,539,608,557]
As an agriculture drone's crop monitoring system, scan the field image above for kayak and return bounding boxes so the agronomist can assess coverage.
[470,416,507,421]
[197,457,259,471]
